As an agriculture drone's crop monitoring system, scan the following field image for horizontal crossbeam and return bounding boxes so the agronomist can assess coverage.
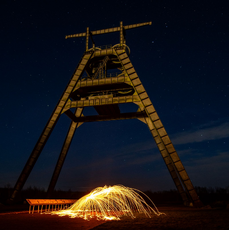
[65,22,152,39]
[62,95,140,114]
[65,111,147,122]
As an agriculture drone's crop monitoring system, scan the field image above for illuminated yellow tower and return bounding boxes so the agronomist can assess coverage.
[10,21,203,207]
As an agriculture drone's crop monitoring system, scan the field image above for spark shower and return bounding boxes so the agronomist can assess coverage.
[50,185,163,220]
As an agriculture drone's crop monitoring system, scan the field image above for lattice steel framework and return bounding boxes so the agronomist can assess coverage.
[10,21,203,207]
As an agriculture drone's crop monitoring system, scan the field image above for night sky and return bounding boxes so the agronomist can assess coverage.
[1,0,229,193]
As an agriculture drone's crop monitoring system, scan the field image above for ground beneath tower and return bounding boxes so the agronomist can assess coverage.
[0,205,228,230]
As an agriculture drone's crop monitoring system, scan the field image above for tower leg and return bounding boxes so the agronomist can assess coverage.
[10,52,93,202]
[46,108,83,198]
[115,48,203,207]
[145,117,191,205]
[138,113,190,205]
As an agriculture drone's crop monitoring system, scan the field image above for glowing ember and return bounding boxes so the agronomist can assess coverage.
[50,185,163,220]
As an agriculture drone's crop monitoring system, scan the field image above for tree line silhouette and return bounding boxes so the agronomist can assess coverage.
[1,185,229,208]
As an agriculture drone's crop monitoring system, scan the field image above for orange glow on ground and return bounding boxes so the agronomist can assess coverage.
[48,185,163,220]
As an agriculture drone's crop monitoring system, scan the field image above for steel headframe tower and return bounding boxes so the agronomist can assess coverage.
[10,21,203,207]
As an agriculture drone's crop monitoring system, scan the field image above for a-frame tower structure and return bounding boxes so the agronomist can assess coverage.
[10,21,202,207]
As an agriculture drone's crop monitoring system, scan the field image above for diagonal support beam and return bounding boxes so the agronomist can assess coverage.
[115,48,203,207]
[46,108,84,198]
[9,52,93,202]
[93,56,109,79]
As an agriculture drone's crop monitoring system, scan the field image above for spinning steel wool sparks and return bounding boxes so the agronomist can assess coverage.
[50,185,163,220]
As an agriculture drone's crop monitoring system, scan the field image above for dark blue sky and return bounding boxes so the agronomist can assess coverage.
[1,0,229,192]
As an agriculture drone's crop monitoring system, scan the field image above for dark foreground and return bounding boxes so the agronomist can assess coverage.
[0,206,229,230]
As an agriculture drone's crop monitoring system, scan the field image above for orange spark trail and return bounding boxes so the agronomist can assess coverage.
[49,185,163,220]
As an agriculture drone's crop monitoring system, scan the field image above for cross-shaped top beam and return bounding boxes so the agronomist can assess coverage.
[65,21,152,51]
